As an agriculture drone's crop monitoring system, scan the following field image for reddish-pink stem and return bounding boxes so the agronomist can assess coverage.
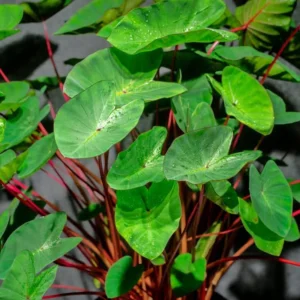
[51,285,87,292]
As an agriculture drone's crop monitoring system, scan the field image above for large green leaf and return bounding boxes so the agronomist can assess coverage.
[205,181,239,214]
[107,127,167,190]
[54,81,144,158]
[164,126,261,184]
[116,180,181,260]
[221,66,274,135]
[0,212,81,279]
[63,47,185,102]
[235,0,296,50]
[20,0,74,22]
[209,45,300,82]
[105,256,143,299]
[281,28,300,69]
[18,134,57,179]
[0,96,40,152]
[0,119,5,143]
[0,5,23,40]
[171,253,206,297]
[239,198,284,256]
[55,0,123,35]
[195,221,222,260]
[0,211,9,241]
[101,0,238,54]
[0,82,30,111]
[0,250,57,300]
[268,90,300,125]
[249,161,293,237]
[285,218,300,242]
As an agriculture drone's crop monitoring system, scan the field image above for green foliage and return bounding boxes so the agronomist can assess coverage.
[107,127,167,190]
[77,203,104,221]
[0,211,9,241]
[171,253,206,297]
[116,180,181,259]
[0,5,23,40]
[0,212,81,279]
[105,256,143,298]
[0,251,57,300]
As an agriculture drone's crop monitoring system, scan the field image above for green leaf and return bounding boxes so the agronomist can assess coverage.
[0,96,40,152]
[0,82,30,111]
[64,47,185,103]
[18,134,57,179]
[164,126,262,184]
[0,211,9,240]
[116,180,181,259]
[0,150,16,166]
[107,127,167,190]
[291,182,300,202]
[268,90,300,125]
[221,66,274,135]
[285,218,300,242]
[20,0,75,23]
[195,221,222,260]
[55,0,123,35]
[54,81,144,159]
[77,203,104,221]
[0,212,81,279]
[235,0,296,50]
[27,76,65,91]
[0,5,23,40]
[0,152,27,183]
[151,254,166,266]
[0,250,57,300]
[103,0,238,54]
[239,198,284,256]
[105,256,143,299]
[171,253,206,297]
[205,181,239,214]
[249,161,293,237]
[281,28,300,69]
[210,45,300,82]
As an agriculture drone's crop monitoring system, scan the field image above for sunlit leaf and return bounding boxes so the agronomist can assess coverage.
[102,0,238,54]
[55,81,144,158]
[249,161,293,237]
[116,180,181,259]
[0,212,81,279]
[0,211,9,241]
[107,127,167,190]
[18,133,57,179]
[164,126,261,184]
[0,5,23,40]
[105,256,143,299]
[171,253,206,297]
[239,198,284,256]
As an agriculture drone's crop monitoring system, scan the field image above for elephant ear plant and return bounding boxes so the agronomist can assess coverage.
[0,0,300,299]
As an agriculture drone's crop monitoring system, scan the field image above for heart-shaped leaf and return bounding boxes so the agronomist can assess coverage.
[116,180,181,259]
[205,181,239,214]
[171,253,206,297]
[105,256,143,299]
[164,126,261,184]
[235,0,296,50]
[268,90,300,125]
[64,47,185,102]
[18,133,57,179]
[107,126,167,190]
[249,161,293,237]
[55,0,123,35]
[239,198,284,256]
[209,45,300,82]
[0,250,57,300]
[221,66,274,135]
[54,81,144,158]
[0,5,23,40]
[101,0,238,54]
[285,218,300,242]
[0,212,81,279]
[0,211,9,241]
[0,96,40,152]
[0,82,30,111]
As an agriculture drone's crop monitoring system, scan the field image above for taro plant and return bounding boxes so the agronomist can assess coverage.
[0,0,300,299]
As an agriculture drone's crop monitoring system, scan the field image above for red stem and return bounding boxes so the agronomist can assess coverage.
[51,284,87,292]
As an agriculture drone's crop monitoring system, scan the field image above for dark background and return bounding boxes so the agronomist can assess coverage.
[0,0,300,299]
